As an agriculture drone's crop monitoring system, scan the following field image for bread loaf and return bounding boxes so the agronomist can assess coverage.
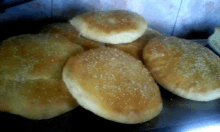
[143,36,220,101]
[0,33,84,119]
[63,47,163,124]
[69,10,148,44]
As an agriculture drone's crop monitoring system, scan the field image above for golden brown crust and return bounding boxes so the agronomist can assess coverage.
[40,22,105,51]
[143,36,220,101]
[80,10,140,33]
[0,79,77,119]
[106,37,148,60]
[63,47,162,124]
[105,27,161,60]
[70,10,148,44]
[0,33,84,119]
[142,27,162,40]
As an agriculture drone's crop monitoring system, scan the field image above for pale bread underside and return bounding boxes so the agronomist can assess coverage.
[105,27,162,60]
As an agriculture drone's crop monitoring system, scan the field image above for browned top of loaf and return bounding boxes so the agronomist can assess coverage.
[79,10,145,33]
[64,47,162,123]
[143,36,220,94]
[41,22,105,50]
[0,34,84,119]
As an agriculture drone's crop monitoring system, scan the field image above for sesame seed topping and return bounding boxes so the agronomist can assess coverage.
[65,47,162,114]
[145,36,220,94]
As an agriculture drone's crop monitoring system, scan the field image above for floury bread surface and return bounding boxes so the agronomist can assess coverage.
[0,33,84,119]
[143,36,220,101]
[63,47,162,124]
[40,22,105,51]
[69,10,148,44]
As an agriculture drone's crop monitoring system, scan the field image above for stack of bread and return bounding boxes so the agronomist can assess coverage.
[46,10,163,124]
[0,9,220,125]
[69,10,162,60]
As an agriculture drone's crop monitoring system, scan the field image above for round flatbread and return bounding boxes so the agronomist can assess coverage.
[143,36,220,101]
[69,10,148,44]
[63,47,162,124]
[0,33,84,119]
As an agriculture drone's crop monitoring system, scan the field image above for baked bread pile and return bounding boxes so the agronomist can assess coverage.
[0,10,219,124]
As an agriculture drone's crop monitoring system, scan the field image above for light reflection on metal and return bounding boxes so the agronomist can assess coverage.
[186,125,220,132]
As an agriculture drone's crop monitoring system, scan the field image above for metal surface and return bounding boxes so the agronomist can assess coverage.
[1,40,220,132]
[1,84,220,132]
